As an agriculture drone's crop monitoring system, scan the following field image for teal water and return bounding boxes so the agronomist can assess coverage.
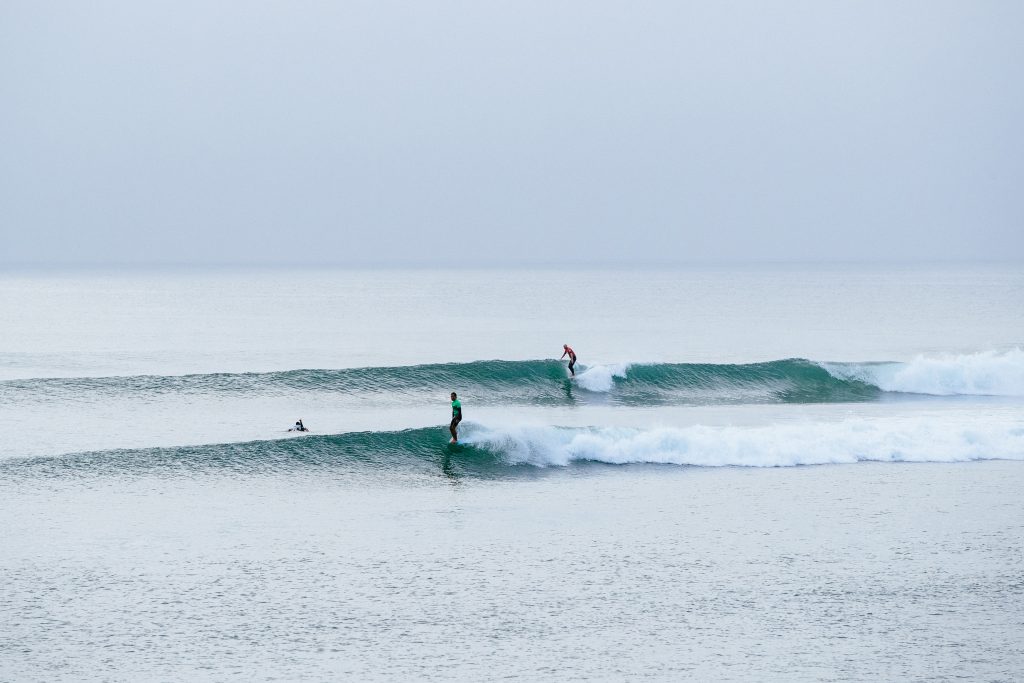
[1,265,1023,681]
[0,358,882,404]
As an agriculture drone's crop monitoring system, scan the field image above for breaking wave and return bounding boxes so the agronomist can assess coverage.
[6,415,1022,478]
[4,349,1020,408]
[822,349,1024,397]
[461,419,1024,467]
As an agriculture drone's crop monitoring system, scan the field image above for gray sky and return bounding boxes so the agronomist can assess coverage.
[1,1,1022,265]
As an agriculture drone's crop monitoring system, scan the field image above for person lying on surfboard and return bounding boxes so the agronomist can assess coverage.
[449,392,463,443]
[561,344,577,376]
[289,419,308,432]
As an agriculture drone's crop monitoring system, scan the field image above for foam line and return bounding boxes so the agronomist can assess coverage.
[462,418,1024,467]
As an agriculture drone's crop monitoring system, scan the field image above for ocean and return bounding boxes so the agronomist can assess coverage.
[2,264,1023,681]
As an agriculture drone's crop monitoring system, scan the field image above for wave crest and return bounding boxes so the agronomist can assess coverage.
[3,350,1021,408]
[7,416,1022,476]
[822,349,1024,397]
[462,419,1024,468]
[574,363,630,392]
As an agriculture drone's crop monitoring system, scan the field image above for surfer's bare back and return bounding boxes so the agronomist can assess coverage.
[561,344,577,376]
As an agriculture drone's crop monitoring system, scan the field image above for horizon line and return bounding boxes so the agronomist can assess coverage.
[2,257,1022,271]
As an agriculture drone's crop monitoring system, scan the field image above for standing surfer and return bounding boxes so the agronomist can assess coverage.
[449,392,463,443]
[561,344,578,376]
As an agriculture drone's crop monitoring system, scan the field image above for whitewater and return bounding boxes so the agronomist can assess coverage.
[3,265,1023,682]
[1,264,1021,479]
[2,349,1022,463]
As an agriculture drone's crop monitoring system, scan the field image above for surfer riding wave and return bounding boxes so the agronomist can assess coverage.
[561,344,577,376]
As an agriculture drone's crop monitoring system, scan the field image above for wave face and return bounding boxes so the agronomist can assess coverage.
[5,417,1022,478]
[3,350,1022,408]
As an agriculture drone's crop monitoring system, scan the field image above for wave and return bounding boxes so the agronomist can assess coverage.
[822,349,1024,397]
[2,350,1021,407]
[460,419,1024,467]
[6,416,1022,478]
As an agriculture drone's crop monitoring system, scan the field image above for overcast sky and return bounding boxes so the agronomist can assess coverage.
[1,1,1022,265]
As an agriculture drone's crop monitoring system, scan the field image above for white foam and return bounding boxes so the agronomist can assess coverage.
[823,349,1024,396]
[574,363,631,392]
[461,417,1024,468]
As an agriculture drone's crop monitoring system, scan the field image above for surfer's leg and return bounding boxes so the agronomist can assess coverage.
[569,359,575,376]
[450,418,459,441]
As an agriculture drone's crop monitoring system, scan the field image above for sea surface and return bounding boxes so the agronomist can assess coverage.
[2,264,1023,681]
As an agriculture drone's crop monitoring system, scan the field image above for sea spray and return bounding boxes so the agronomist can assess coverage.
[821,349,1024,396]
[573,363,631,392]
[461,418,1024,468]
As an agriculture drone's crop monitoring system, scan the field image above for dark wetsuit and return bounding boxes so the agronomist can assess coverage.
[450,399,463,440]
[562,347,577,376]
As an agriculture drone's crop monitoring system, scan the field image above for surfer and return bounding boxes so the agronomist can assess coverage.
[289,419,308,432]
[561,344,578,376]
[449,392,462,443]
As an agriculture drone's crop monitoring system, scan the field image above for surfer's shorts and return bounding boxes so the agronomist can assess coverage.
[450,417,462,429]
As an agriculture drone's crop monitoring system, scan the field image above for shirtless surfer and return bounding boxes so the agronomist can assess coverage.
[561,344,578,376]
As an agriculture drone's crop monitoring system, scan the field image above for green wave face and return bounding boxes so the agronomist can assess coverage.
[0,359,882,407]
[8,415,1022,479]
[613,360,880,404]
[0,427,515,481]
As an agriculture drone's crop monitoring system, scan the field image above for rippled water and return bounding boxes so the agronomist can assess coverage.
[4,461,1023,681]
[2,265,1023,681]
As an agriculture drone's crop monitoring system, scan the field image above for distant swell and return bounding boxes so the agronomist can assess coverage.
[2,349,1021,407]
[5,417,1022,478]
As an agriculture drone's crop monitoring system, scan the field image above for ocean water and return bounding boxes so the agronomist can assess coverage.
[1,264,1023,681]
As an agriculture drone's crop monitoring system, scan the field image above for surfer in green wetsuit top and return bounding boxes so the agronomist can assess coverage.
[449,392,462,443]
